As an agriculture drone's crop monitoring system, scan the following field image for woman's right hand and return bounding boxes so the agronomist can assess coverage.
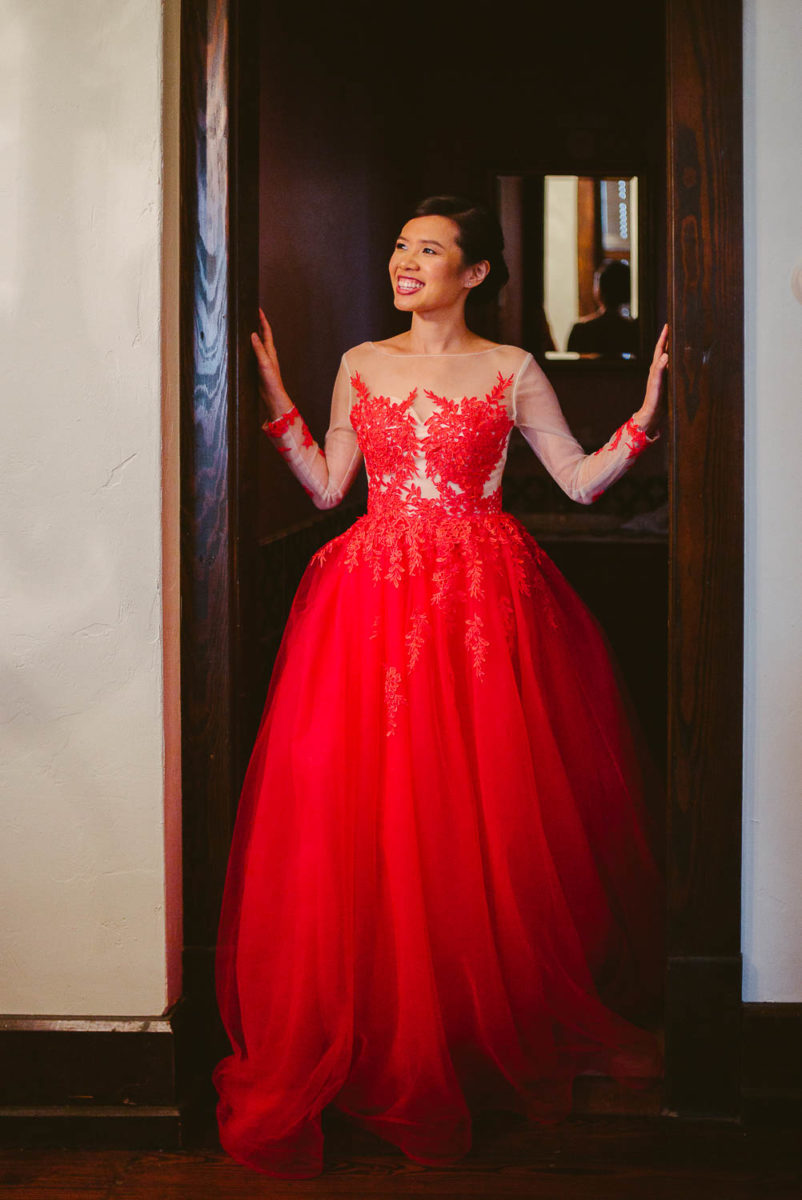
[251,308,292,417]
[632,323,669,436]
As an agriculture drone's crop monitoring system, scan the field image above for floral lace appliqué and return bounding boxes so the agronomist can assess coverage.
[263,403,319,462]
[349,373,420,511]
[308,370,560,731]
[588,417,659,502]
[384,666,406,737]
[405,610,430,671]
[622,417,657,460]
[498,594,516,646]
[263,405,299,438]
[464,613,490,678]
[592,416,657,462]
[420,372,514,517]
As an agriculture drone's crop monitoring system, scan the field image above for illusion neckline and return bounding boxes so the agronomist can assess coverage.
[368,342,503,358]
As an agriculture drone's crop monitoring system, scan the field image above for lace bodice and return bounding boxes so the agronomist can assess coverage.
[263,342,657,515]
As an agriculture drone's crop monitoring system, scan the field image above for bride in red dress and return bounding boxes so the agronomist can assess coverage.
[213,195,670,1178]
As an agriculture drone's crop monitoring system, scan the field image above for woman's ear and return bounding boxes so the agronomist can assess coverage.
[464,259,490,289]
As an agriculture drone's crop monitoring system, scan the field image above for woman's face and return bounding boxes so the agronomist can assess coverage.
[388,215,488,314]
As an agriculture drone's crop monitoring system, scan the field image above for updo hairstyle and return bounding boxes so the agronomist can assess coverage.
[411,195,510,307]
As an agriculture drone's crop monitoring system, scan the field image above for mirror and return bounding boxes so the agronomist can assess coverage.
[497,174,641,361]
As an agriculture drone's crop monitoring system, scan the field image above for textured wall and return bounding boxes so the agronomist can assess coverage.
[742,0,802,1001]
[0,0,181,1014]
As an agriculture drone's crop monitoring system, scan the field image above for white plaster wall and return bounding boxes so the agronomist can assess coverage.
[0,0,181,1014]
[742,0,802,1001]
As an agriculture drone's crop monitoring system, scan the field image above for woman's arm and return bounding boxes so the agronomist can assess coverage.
[252,310,363,510]
[513,325,668,505]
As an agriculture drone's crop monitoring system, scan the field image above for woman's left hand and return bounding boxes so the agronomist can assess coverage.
[633,323,669,435]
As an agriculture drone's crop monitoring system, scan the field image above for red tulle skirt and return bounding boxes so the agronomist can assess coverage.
[213,507,664,1177]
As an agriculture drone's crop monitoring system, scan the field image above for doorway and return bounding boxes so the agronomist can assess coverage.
[179,0,744,1132]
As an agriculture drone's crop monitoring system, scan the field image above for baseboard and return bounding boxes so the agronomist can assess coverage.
[0,1106,181,1149]
[1,998,797,1146]
[741,1002,802,1125]
[664,955,742,1117]
[0,1005,183,1148]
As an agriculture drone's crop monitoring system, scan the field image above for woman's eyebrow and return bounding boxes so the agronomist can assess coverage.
[397,237,446,249]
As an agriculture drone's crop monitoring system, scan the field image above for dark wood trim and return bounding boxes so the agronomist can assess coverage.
[227,0,263,775]
[179,0,240,952]
[0,1013,182,1147]
[180,0,262,947]
[665,0,745,1117]
[177,0,263,1123]
[741,1003,802,1124]
[576,176,600,317]
[0,1108,180,1150]
[6,1000,795,1147]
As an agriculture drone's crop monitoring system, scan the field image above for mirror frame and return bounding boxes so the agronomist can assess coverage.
[492,164,656,373]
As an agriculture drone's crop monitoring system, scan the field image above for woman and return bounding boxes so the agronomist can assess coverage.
[214,195,669,1178]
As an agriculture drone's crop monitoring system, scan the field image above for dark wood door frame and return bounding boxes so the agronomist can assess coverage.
[180,0,745,1119]
[664,0,744,1117]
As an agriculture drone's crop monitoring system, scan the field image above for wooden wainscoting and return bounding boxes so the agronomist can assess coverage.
[0,1013,182,1147]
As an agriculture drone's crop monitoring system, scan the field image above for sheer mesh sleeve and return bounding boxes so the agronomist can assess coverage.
[262,355,363,510]
[512,353,659,505]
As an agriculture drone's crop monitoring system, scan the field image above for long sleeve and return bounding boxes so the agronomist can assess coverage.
[262,355,363,510]
[512,353,659,505]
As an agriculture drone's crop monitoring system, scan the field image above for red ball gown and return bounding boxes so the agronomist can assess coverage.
[213,342,665,1177]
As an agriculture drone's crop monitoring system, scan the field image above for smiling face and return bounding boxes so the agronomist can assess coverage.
[388,215,489,314]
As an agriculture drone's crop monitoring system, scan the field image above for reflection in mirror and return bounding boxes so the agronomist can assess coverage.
[497,175,640,361]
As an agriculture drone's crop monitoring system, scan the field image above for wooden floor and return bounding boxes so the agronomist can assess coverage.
[1,1111,799,1200]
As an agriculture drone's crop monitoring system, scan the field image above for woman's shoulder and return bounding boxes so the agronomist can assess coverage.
[482,342,533,367]
[339,340,374,368]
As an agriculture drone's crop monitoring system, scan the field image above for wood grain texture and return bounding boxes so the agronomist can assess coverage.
[1,1119,799,1199]
[179,0,234,948]
[665,0,745,1115]
[576,176,601,316]
[227,0,264,784]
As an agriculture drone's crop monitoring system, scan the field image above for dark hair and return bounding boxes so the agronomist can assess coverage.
[411,195,509,307]
[596,259,631,308]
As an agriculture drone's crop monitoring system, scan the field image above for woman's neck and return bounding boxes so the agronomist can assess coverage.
[402,309,482,356]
